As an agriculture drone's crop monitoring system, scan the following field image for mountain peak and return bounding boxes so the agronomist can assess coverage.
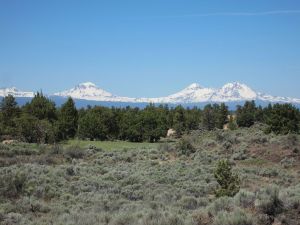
[77,82,97,88]
[222,81,247,88]
[187,83,202,89]
[212,81,257,101]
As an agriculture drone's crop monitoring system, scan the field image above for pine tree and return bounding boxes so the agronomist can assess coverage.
[58,97,78,139]
[0,94,19,127]
[265,104,299,134]
[202,104,216,131]
[173,106,186,136]
[24,92,57,122]
[216,103,229,129]
[236,101,257,127]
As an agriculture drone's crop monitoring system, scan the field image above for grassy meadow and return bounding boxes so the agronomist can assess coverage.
[63,140,159,151]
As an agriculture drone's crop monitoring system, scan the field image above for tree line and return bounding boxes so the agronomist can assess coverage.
[0,93,299,143]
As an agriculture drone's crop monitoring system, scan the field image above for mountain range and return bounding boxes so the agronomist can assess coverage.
[1,81,300,105]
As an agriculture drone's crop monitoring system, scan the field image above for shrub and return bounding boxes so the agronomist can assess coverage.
[64,145,85,159]
[213,209,253,225]
[279,185,300,210]
[50,144,63,155]
[176,137,196,156]
[192,210,212,225]
[158,143,175,153]
[0,172,27,198]
[255,185,283,216]
[111,213,134,225]
[234,190,255,208]
[207,197,233,217]
[66,166,76,176]
[214,160,240,197]
[179,196,198,210]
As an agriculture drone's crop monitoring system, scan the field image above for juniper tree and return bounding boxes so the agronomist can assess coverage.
[214,159,240,197]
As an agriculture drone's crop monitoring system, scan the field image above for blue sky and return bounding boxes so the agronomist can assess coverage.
[0,0,300,98]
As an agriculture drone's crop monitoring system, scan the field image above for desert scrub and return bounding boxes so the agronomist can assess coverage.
[279,184,300,210]
[255,185,283,217]
[176,137,196,156]
[213,209,253,225]
[207,197,233,217]
[0,171,27,198]
[64,144,85,159]
[178,196,198,210]
[234,190,255,209]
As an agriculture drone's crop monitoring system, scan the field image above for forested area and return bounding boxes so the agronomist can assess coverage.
[0,93,299,144]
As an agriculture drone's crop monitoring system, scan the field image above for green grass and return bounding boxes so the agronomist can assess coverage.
[62,139,159,151]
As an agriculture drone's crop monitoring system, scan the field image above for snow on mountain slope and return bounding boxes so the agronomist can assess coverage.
[147,83,216,103]
[53,81,300,104]
[13,81,299,104]
[210,82,258,102]
[54,82,136,102]
[257,93,300,104]
[0,87,34,98]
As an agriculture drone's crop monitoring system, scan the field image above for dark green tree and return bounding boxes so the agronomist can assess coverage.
[16,114,56,144]
[173,106,186,136]
[142,104,168,142]
[202,104,216,130]
[78,106,115,140]
[185,107,202,131]
[0,95,19,128]
[118,107,143,142]
[58,97,78,139]
[216,103,229,129]
[236,101,257,127]
[265,104,299,134]
[24,92,57,122]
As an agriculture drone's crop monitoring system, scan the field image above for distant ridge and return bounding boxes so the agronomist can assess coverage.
[1,81,300,104]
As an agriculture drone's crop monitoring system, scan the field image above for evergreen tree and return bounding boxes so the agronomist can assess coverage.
[265,104,299,134]
[0,94,19,127]
[173,105,186,136]
[16,114,56,144]
[216,103,229,129]
[214,160,240,197]
[58,97,78,139]
[142,104,167,142]
[185,107,202,131]
[24,92,57,122]
[202,104,216,130]
[236,101,257,127]
[78,106,116,141]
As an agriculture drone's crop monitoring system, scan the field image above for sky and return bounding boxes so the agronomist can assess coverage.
[0,0,300,98]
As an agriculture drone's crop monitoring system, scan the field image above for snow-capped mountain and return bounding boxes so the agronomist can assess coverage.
[210,82,257,102]
[151,83,216,103]
[2,81,300,105]
[52,81,300,104]
[54,82,136,102]
[0,87,34,98]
